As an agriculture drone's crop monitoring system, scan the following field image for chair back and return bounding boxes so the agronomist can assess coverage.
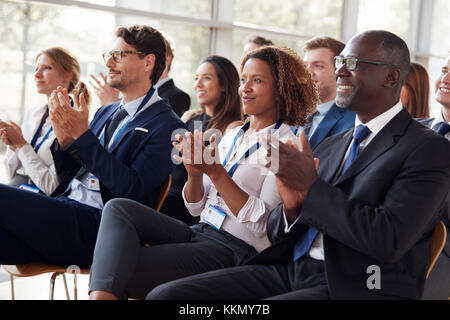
[427,221,447,279]
[155,175,171,211]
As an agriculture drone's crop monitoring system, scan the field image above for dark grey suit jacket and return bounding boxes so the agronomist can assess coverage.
[157,79,190,118]
[247,109,450,299]
[417,117,450,300]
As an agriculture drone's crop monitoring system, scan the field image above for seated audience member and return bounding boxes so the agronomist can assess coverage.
[243,35,274,54]
[295,36,355,148]
[401,62,430,118]
[89,34,190,118]
[159,55,243,225]
[146,30,450,300]
[88,45,319,300]
[0,25,184,269]
[421,54,450,300]
[0,47,89,195]
[154,35,191,117]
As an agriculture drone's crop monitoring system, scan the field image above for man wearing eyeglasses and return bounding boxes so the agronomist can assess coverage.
[146,30,450,300]
[0,25,185,269]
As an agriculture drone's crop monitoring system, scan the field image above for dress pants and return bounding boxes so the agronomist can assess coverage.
[146,256,328,300]
[159,193,199,226]
[0,183,101,268]
[89,198,257,300]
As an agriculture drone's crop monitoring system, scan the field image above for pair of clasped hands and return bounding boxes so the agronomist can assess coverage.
[48,86,89,149]
[172,130,319,222]
[0,120,27,151]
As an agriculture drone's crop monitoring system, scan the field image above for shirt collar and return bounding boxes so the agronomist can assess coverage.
[431,109,448,129]
[119,88,159,118]
[316,100,335,115]
[354,101,403,137]
[154,76,171,89]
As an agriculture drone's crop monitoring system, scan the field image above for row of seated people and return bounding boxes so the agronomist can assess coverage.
[0,24,448,300]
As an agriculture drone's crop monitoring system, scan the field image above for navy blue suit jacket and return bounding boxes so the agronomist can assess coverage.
[51,99,186,209]
[308,103,355,149]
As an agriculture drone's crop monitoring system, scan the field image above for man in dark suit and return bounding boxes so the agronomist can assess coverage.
[146,30,450,300]
[421,55,450,300]
[0,25,185,269]
[297,36,355,148]
[155,35,190,118]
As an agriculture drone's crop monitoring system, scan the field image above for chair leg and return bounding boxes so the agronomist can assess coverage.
[49,272,59,300]
[10,275,15,300]
[73,273,78,300]
[62,274,70,300]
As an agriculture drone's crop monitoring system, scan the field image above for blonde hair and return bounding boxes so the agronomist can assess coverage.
[37,47,90,107]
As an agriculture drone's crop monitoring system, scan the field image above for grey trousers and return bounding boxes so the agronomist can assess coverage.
[89,198,257,300]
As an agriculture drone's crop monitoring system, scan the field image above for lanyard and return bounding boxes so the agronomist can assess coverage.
[222,119,283,179]
[30,109,53,153]
[102,86,155,146]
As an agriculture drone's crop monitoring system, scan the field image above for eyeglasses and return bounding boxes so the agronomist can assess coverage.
[102,50,145,63]
[334,56,398,71]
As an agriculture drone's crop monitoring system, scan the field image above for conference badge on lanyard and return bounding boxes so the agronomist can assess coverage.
[204,204,227,230]
[87,175,101,192]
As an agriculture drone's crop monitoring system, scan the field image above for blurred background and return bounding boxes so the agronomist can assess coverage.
[0,0,449,182]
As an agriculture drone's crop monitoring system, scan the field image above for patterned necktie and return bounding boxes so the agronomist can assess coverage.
[436,122,450,137]
[104,106,128,148]
[292,125,372,262]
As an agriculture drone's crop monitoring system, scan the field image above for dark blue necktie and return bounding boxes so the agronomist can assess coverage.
[104,106,128,149]
[436,122,450,136]
[292,125,372,262]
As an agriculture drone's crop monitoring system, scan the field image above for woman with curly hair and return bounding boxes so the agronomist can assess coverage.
[89,46,319,300]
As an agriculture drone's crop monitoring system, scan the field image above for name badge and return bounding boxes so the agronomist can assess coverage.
[204,204,227,230]
[87,175,101,192]
[19,184,40,193]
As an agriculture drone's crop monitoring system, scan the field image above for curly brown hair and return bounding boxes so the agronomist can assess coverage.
[240,46,319,126]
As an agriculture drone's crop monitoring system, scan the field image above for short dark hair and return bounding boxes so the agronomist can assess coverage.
[246,35,274,47]
[361,30,410,84]
[302,36,345,58]
[115,25,166,84]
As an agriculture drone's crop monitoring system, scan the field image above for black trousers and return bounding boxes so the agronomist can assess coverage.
[0,183,101,268]
[146,257,329,300]
[89,198,257,300]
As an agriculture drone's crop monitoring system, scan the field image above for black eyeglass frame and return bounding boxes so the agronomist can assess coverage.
[102,50,146,63]
[334,56,399,71]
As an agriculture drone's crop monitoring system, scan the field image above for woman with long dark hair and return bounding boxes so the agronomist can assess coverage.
[159,55,243,224]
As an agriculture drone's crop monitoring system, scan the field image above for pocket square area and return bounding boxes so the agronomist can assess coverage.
[135,127,148,133]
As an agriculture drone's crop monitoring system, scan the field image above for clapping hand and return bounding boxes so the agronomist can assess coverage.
[0,120,27,151]
[48,86,89,149]
[172,130,221,177]
[265,131,319,222]
[89,72,120,106]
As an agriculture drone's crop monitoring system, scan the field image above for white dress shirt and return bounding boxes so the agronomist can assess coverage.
[4,103,58,195]
[68,90,162,209]
[284,102,403,261]
[183,122,300,252]
[430,111,450,140]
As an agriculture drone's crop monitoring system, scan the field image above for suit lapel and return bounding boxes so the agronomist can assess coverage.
[108,100,168,152]
[309,104,343,149]
[318,129,353,183]
[335,108,411,184]
[90,102,121,137]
